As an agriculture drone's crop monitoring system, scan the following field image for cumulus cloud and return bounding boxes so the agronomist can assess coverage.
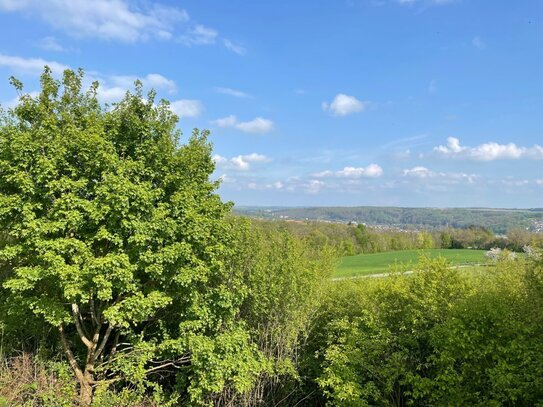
[214,87,251,98]
[434,137,543,161]
[236,118,274,134]
[91,72,177,104]
[0,55,201,114]
[92,72,178,104]
[313,164,383,178]
[322,93,368,116]
[0,53,179,104]
[213,153,270,171]
[212,115,274,134]
[0,0,245,54]
[0,53,69,74]
[306,180,325,194]
[95,86,127,104]
[169,99,203,118]
[402,166,434,178]
[109,73,177,92]
[0,0,188,42]
[403,166,477,183]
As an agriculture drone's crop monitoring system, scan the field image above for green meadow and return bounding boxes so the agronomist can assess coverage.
[336,249,487,278]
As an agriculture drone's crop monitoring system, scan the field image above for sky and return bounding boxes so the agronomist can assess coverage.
[0,0,542,208]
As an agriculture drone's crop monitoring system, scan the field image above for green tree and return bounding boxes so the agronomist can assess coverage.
[0,68,260,405]
[416,231,434,249]
[316,256,469,406]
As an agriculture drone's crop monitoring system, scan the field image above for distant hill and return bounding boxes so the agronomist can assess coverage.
[234,206,543,234]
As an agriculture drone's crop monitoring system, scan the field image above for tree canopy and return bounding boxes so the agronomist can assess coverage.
[0,68,260,405]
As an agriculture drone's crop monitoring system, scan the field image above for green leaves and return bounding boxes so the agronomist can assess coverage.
[104,292,172,328]
[0,68,258,403]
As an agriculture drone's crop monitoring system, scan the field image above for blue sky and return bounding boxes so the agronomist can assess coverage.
[0,0,542,208]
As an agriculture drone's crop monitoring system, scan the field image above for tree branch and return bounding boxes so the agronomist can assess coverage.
[71,303,93,349]
[145,361,184,374]
[89,296,99,328]
[59,324,84,383]
[95,325,113,359]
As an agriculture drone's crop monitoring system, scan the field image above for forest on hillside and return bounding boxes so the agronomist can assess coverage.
[236,206,543,234]
[0,70,542,406]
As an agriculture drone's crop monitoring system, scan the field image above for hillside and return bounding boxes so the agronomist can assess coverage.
[235,206,543,234]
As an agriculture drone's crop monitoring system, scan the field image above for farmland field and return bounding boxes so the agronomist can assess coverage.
[335,249,487,278]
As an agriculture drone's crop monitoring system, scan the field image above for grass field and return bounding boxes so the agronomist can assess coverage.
[335,249,487,278]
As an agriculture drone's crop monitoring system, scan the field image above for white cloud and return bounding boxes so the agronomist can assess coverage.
[0,0,189,42]
[212,115,274,134]
[434,137,543,161]
[0,1,246,54]
[472,36,485,49]
[322,93,368,117]
[0,53,178,102]
[1,91,40,109]
[96,86,127,104]
[89,72,177,104]
[169,99,203,118]
[214,87,251,98]
[236,177,326,194]
[536,179,543,186]
[236,117,274,134]
[110,73,176,93]
[0,53,69,74]
[213,153,270,171]
[403,166,477,183]
[306,180,325,194]
[212,115,238,128]
[501,178,529,187]
[218,174,236,184]
[178,24,218,45]
[37,36,67,52]
[402,166,434,178]
[223,39,246,55]
[313,164,384,178]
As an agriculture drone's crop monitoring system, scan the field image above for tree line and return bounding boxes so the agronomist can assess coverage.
[265,220,543,257]
[235,206,543,235]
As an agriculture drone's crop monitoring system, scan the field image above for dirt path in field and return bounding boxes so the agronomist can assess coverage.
[331,264,486,281]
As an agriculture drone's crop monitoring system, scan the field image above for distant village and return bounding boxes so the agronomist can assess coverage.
[531,220,543,233]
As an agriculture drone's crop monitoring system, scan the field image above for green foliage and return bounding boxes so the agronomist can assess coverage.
[0,68,260,404]
[215,220,336,405]
[416,231,434,249]
[311,255,543,406]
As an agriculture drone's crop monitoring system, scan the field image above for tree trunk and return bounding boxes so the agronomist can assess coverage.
[79,374,93,407]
